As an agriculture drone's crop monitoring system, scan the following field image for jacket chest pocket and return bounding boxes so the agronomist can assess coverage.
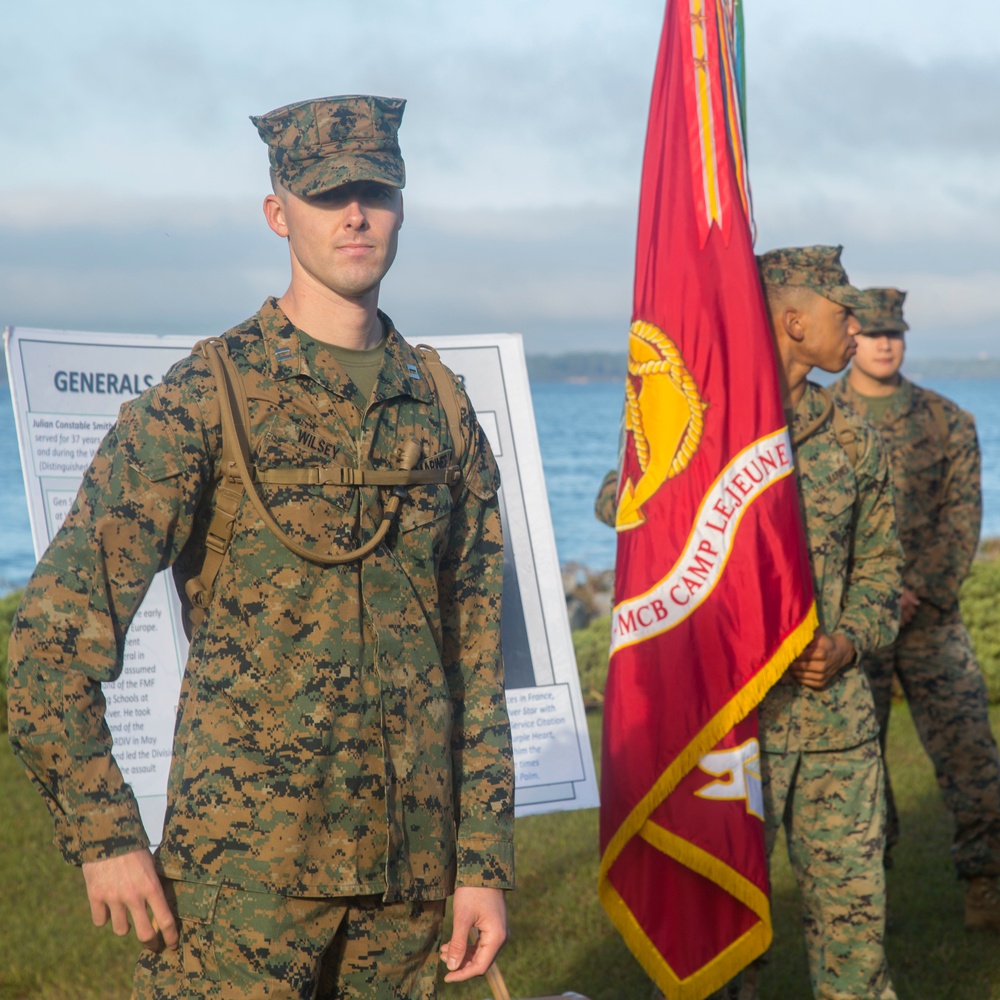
[395,482,452,568]
[802,464,856,551]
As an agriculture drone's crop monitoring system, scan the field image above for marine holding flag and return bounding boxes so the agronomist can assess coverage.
[751,247,903,1000]
[596,1,821,998]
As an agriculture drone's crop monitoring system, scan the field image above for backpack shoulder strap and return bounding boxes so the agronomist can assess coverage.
[415,344,468,481]
[829,394,859,467]
[926,393,957,498]
[182,337,252,637]
[928,395,950,444]
[792,386,859,467]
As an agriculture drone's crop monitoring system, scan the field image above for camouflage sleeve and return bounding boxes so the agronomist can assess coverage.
[437,386,514,890]
[594,468,618,527]
[912,408,982,610]
[6,363,215,865]
[836,423,903,655]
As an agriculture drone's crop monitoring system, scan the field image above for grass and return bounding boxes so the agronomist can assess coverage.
[961,556,1000,703]
[3,710,1000,999]
[0,741,136,1000]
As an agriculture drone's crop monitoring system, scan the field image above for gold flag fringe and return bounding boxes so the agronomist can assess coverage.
[598,600,819,999]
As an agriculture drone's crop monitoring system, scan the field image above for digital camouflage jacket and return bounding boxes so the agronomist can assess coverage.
[7,298,514,901]
[760,382,903,753]
[830,375,981,613]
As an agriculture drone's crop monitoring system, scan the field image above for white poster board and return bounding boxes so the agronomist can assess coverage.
[4,325,599,839]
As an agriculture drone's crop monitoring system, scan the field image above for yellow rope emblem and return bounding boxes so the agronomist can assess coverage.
[618,320,707,530]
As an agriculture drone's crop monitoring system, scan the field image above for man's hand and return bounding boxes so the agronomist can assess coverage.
[82,849,178,951]
[439,886,508,983]
[900,587,921,628]
[787,631,856,690]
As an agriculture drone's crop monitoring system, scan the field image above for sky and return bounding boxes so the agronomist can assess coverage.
[2,0,998,357]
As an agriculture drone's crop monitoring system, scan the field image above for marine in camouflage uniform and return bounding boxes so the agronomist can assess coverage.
[595,405,627,527]
[753,246,903,1000]
[830,287,1000,931]
[7,96,514,999]
[595,468,618,527]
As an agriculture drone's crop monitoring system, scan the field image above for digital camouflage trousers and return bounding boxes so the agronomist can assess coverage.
[762,741,896,1000]
[865,610,1000,879]
[133,880,445,1000]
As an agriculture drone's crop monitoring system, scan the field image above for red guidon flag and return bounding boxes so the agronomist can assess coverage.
[598,1,818,997]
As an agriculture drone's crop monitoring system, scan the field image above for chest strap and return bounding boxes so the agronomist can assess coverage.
[183,337,463,635]
[255,465,461,487]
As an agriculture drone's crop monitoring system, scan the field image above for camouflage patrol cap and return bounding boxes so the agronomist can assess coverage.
[251,95,406,197]
[855,287,909,335]
[756,245,865,309]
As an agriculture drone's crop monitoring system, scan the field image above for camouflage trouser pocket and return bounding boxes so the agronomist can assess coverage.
[165,879,223,982]
[135,888,447,999]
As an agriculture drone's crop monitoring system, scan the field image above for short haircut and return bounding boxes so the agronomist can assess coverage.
[761,282,817,313]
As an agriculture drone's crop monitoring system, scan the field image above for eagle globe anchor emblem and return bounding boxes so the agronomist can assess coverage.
[616,320,707,531]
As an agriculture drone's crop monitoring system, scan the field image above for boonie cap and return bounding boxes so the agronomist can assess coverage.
[251,95,406,197]
[855,287,909,335]
[757,244,865,309]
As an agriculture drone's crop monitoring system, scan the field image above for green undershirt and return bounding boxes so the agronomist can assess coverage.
[300,334,388,405]
[325,338,387,405]
[854,387,899,423]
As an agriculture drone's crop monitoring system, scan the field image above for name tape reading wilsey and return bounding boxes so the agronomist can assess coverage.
[610,429,794,652]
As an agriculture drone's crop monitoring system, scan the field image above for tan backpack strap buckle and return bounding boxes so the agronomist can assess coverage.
[184,576,212,610]
[204,526,232,556]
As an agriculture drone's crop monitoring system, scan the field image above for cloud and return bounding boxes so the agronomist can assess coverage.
[753,169,1000,260]
[0,194,635,353]
[897,272,1000,329]
[0,196,279,335]
[747,38,1000,250]
[751,43,1000,156]
[389,205,635,350]
[0,0,661,206]
[744,38,1000,351]
[2,1,998,357]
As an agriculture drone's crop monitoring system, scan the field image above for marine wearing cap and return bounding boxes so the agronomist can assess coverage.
[855,287,909,335]
[748,240,903,999]
[833,280,1000,936]
[7,86,515,998]
[757,244,866,308]
[251,94,406,197]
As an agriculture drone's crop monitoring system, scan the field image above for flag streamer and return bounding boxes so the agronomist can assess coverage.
[682,0,754,247]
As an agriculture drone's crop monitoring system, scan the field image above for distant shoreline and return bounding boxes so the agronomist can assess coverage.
[526,354,1000,384]
[4,352,1000,388]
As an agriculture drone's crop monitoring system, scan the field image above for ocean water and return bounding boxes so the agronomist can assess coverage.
[532,376,1000,574]
[3,376,1000,591]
